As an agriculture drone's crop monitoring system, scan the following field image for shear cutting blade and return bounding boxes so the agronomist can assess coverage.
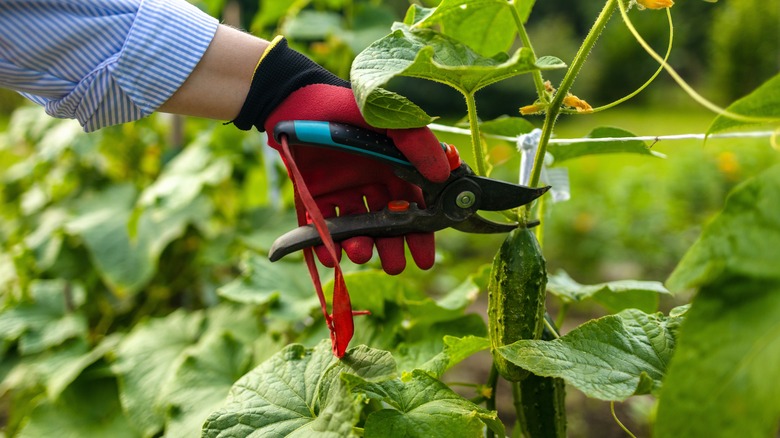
[452,215,540,234]
[469,176,550,211]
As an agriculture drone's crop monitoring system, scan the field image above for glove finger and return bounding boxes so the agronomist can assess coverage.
[314,244,341,267]
[405,232,435,270]
[387,128,450,183]
[336,194,375,265]
[341,237,373,264]
[376,237,406,275]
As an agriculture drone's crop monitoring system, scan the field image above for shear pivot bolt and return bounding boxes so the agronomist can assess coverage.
[456,191,476,208]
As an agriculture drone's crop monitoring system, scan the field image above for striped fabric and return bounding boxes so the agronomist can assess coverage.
[0,0,218,131]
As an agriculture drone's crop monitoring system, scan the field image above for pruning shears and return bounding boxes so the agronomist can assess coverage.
[269,120,550,261]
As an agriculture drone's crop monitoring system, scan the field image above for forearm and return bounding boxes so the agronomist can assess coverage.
[159,25,269,121]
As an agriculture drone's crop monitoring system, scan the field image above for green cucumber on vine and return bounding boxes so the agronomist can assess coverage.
[514,316,567,438]
[488,226,547,382]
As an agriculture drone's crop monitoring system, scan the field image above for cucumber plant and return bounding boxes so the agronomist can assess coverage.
[1,0,779,437]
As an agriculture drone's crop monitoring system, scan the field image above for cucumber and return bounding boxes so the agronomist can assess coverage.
[488,227,547,382]
[516,315,567,438]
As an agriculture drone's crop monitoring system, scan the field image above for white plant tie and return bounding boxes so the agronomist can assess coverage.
[516,129,571,203]
[518,128,542,187]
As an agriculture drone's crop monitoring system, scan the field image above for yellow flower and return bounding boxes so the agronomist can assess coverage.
[635,0,674,10]
[520,103,546,115]
[563,94,593,113]
[717,151,740,181]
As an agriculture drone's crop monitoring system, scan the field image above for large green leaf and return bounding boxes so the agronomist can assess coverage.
[351,24,564,128]
[202,340,396,437]
[667,164,780,290]
[111,310,205,437]
[547,270,670,313]
[414,0,517,57]
[66,184,211,297]
[395,314,486,373]
[656,166,780,437]
[708,73,780,135]
[160,331,253,438]
[318,270,486,371]
[498,307,686,401]
[40,336,120,400]
[17,376,139,438]
[476,115,536,137]
[548,127,663,164]
[0,280,87,355]
[654,279,780,438]
[137,139,231,214]
[418,335,491,378]
[217,254,320,331]
[65,141,226,296]
[345,369,504,438]
[0,336,118,401]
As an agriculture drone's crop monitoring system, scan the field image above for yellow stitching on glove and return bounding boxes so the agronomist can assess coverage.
[254,35,285,71]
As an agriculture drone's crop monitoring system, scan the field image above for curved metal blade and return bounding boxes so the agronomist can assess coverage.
[451,215,540,234]
[470,176,550,211]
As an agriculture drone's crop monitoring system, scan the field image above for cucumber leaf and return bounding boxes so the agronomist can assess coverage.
[654,278,780,438]
[548,127,664,164]
[17,376,137,438]
[0,280,87,355]
[202,340,396,438]
[708,73,780,135]
[477,115,536,137]
[217,253,320,328]
[418,335,491,378]
[159,331,253,438]
[111,310,205,437]
[351,24,565,128]
[345,369,504,438]
[667,164,780,289]
[656,165,780,437]
[498,307,686,401]
[319,270,487,372]
[547,270,670,313]
[413,0,517,57]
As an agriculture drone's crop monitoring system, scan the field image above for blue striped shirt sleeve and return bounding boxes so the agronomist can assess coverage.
[0,0,219,132]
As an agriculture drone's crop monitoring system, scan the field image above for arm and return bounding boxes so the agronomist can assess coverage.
[0,0,450,273]
[0,0,218,131]
[158,26,268,120]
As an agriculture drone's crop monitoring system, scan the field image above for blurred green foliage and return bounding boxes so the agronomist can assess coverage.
[0,0,777,436]
[708,0,780,102]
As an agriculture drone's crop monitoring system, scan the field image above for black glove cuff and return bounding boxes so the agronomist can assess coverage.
[232,37,350,131]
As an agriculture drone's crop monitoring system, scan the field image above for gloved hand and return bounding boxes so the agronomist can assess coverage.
[233,37,450,274]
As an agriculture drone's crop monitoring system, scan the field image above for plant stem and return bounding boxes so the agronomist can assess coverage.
[616,0,776,124]
[528,0,617,191]
[486,363,499,438]
[533,193,547,244]
[512,381,525,436]
[555,301,570,329]
[565,8,674,114]
[465,92,488,176]
[610,402,638,438]
[543,317,561,339]
[509,3,548,102]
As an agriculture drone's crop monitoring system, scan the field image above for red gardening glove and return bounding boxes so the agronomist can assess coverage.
[233,37,450,274]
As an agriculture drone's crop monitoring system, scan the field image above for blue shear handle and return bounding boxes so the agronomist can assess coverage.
[273,120,415,168]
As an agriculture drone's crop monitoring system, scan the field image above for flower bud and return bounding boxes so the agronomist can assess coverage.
[635,0,674,10]
[520,103,546,115]
[563,94,593,113]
